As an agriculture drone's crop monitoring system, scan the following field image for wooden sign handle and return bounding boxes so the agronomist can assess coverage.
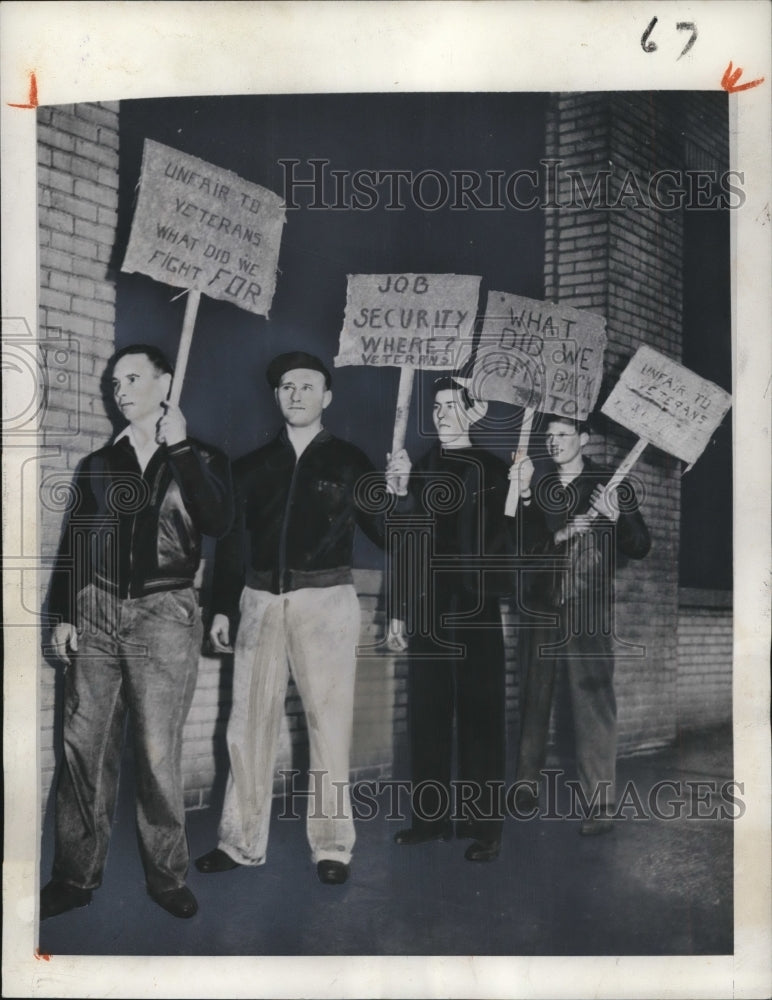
[168,289,201,407]
[391,367,415,456]
[505,406,535,517]
[588,436,648,519]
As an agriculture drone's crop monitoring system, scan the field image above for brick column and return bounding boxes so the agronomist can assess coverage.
[37,102,120,805]
[543,93,697,752]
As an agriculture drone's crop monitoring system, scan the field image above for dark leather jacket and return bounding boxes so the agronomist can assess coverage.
[49,435,232,622]
[212,428,387,614]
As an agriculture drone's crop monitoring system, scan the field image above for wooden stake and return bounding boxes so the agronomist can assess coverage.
[391,367,415,456]
[168,289,201,407]
[505,406,535,517]
[588,436,648,519]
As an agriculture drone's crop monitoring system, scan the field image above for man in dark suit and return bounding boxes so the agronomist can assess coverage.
[386,376,544,861]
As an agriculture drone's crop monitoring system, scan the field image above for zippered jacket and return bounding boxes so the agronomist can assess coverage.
[48,435,232,623]
[211,428,387,616]
[386,443,549,622]
[528,456,651,607]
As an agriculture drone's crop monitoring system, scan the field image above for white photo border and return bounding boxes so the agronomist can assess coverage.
[2,2,770,997]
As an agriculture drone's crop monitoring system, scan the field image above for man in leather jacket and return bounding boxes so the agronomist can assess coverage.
[43,344,232,920]
[196,351,387,886]
[515,416,651,835]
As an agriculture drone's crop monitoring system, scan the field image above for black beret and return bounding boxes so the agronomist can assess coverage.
[266,351,332,389]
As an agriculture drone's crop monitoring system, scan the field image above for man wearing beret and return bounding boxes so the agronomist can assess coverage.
[196,351,386,886]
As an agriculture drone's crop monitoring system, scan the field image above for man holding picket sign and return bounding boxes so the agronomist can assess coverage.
[43,344,233,920]
[514,343,731,834]
[196,351,389,886]
[41,138,290,915]
[386,376,544,861]
[515,415,651,835]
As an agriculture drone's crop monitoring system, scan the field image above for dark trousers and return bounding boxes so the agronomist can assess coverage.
[52,584,202,894]
[517,603,617,810]
[406,595,506,841]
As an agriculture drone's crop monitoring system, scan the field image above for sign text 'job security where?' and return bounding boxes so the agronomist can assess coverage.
[335,273,481,371]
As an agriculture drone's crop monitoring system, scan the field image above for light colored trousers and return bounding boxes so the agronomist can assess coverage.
[218,584,360,866]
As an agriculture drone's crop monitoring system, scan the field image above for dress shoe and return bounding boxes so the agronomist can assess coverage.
[317,860,349,885]
[464,838,501,862]
[195,847,241,874]
[149,884,198,918]
[393,825,453,846]
[40,880,92,920]
[579,816,615,837]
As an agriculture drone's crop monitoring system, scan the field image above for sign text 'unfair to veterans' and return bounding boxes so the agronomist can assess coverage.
[122,139,286,317]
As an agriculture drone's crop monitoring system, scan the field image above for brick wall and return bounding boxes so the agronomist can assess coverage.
[38,102,121,806]
[677,589,732,730]
[542,92,729,754]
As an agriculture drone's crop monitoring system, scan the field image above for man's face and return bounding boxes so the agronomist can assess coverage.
[432,388,474,445]
[111,353,169,425]
[545,420,587,466]
[275,368,331,427]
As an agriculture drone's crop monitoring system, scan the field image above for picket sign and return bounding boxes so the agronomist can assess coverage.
[334,272,481,460]
[585,346,733,520]
[122,139,286,406]
[472,291,607,517]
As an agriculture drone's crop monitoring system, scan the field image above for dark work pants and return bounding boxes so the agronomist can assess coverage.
[52,584,202,894]
[406,596,506,842]
[516,602,617,810]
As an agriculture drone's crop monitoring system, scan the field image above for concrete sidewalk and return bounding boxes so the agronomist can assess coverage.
[38,725,733,957]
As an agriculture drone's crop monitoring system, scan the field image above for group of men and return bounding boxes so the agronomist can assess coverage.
[42,343,649,921]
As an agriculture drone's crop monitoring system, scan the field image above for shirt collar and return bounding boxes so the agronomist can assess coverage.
[114,424,159,473]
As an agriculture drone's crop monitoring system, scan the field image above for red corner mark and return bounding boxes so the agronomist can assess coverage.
[34,948,52,962]
[721,61,765,93]
[8,71,38,109]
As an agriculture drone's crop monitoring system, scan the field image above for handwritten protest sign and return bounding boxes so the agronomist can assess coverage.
[122,139,286,318]
[471,291,607,419]
[335,273,481,455]
[334,273,480,371]
[601,345,732,466]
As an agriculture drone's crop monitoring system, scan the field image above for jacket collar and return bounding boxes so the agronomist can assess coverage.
[277,426,332,451]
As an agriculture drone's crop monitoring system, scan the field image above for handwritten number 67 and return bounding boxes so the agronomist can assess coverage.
[641,18,698,60]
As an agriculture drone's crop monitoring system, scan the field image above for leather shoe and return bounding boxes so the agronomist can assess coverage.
[149,884,198,918]
[317,860,349,885]
[394,825,453,846]
[464,838,501,862]
[40,880,92,920]
[195,848,241,874]
[579,816,614,837]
